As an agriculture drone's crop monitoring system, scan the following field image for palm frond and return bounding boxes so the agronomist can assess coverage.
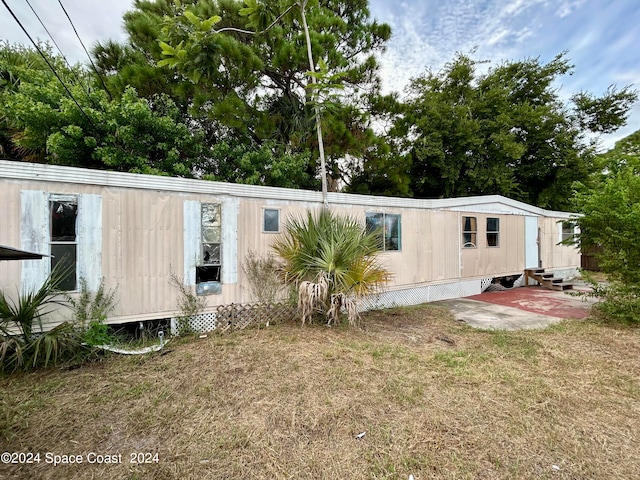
[272,208,392,325]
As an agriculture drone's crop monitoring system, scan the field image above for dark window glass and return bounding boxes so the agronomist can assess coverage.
[366,213,401,251]
[366,213,385,250]
[51,244,77,291]
[487,218,500,247]
[263,209,279,232]
[462,216,477,248]
[50,201,77,241]
[50,199,78,290]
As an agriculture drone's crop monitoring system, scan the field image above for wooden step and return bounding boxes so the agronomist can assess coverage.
[524,269,573,291]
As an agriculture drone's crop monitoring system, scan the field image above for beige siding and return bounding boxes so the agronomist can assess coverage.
[539,216,581,269]
[461,214,525,278]
[0,163,582,327]
[0,181,23,303]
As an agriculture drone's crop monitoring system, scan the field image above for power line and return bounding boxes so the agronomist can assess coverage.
[1,0,99,131]
[57,0,113,100]
[24,0,97,108]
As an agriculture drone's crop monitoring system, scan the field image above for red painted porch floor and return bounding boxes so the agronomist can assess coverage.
[466,285,594,320]
[435,281,599,330]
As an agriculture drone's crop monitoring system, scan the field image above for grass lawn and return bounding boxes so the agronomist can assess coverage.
[1,304,639,479]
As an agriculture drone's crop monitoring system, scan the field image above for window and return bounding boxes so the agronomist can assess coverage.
[263,208,280,233]
[366,213,401,251]
[486,217,500,247]
[561,221,576,243]
[462,216,477,248]
[50,197,78,290]
[197,203,221,286]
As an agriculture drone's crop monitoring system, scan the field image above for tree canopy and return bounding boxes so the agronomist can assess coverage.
[572,128,640,323]
[392,53,637,210]
[1,3,638,209]
[92,0,392,190]
[0,42,205,175]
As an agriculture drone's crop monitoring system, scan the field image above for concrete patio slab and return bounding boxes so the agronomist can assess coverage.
[434,285,597,330]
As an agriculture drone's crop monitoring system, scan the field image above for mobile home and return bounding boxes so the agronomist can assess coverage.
[0,160,580,329]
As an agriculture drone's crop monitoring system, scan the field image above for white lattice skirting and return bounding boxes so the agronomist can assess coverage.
[361,278,491,311]
[176,278,494,333]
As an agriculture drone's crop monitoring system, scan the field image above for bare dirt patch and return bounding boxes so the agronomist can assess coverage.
[1,306,639,479]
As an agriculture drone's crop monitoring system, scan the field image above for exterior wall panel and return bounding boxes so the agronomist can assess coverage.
[539,217,581,270]
[0,161,582,327]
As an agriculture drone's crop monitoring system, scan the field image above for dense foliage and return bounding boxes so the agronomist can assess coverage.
[573,129,640,323]
[1,2,638,209]
[92,0,392,190]
[395,53,637,210]
[0,42,205,175]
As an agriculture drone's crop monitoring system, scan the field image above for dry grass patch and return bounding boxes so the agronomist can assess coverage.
[1,304,639,479]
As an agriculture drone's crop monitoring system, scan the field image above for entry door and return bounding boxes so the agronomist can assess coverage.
[525,216,540,269]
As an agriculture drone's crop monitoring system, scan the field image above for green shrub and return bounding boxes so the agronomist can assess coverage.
[272,209,391,325]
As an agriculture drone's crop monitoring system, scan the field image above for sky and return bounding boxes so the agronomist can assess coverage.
[1,0,639,150]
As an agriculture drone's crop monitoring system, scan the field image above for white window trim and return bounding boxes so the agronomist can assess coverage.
[366,212,402,252]
[20,190,102,294]
[262,207,281,234]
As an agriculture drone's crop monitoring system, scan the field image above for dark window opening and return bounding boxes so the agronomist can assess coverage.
[486,217,500,247]
[263,209,280,232]
[462,216,477,248]
[50,199,78,290]
[196,266,221,283]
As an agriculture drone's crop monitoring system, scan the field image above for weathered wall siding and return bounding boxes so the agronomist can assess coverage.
[1,162,582,326]
[0,181,23,302]
[461,214,525,278]
[539,217,580,269]
[426,211,461,282]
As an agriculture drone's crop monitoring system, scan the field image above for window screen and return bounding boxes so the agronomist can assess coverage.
[263,209,280,232]
[462,216,477,248]
[486,217,500,247]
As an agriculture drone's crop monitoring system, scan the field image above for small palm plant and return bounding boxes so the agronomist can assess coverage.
[0,263,74,370]
[272,209,392,326]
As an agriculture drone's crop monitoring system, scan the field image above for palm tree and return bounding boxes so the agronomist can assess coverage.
[0,262,73,370]
[272,209,391,325]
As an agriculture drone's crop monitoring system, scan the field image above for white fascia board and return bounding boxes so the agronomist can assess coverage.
[0,160,576,217]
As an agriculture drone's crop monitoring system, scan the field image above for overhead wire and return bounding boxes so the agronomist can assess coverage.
[0,0,99,130]
[57,0,113,100]
[24,0,97,108]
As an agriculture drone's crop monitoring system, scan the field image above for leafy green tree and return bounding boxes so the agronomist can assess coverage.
[572,129,640,323]
[94,0,393,191]
[0,42,205,175]
[399,53,637,210]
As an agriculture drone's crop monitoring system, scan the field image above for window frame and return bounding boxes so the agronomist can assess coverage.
[486,217,500,248]
[197,202,222,292]
[462,216,477,248]
[262,208,280,233]
[561,221,577,243]
[365,212,401,252]
[49,194,78,291]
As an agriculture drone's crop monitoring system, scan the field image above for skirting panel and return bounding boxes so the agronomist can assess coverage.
[362,279,486,310]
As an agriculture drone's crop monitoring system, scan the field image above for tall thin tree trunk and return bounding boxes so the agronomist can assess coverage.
[299,0,328,207]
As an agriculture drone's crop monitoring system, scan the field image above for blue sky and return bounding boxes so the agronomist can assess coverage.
[2,0,639,149]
